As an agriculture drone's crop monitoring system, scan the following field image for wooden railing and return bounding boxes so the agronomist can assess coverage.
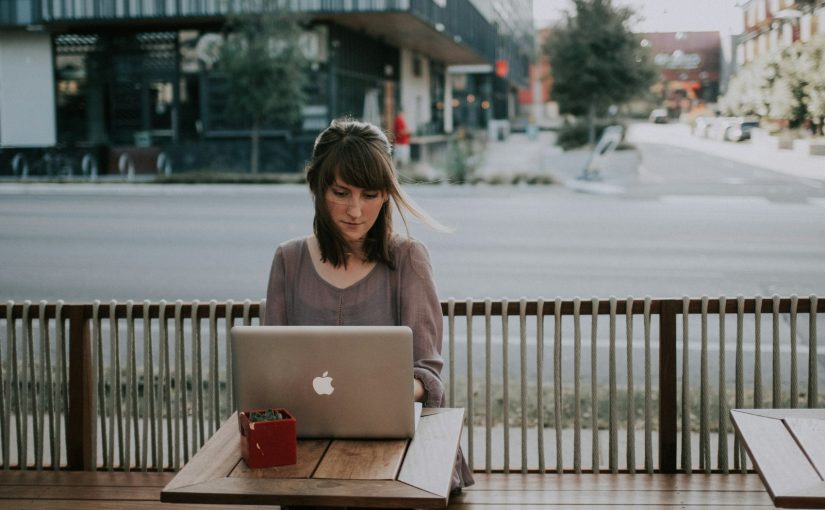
[1,296,822,473]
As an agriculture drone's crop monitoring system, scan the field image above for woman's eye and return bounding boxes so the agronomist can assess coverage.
[364,193,379,199]
[333,190,347,197]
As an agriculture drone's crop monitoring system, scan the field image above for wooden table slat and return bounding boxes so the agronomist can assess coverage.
[164,476,443,507]
[398,408,464,497]
[162,412,242,492]
[731,410,822,501]
[774,482,825,509]
[313,439,408,480]
[456,489,774,506]
[786,417,825,480]
[463,472,768,492]
[230,439,329,479]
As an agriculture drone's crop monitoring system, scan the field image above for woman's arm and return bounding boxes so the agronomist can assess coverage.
[264,246,288,326]
[400,240,445,407]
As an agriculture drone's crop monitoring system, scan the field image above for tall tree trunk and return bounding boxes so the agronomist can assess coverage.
[250,120,260,174]
[587,103,596,147]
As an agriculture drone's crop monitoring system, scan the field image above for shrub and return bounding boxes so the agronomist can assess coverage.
[556,119,627,150]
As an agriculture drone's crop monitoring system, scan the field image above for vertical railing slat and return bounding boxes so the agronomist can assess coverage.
[808,296,818,408]
[625,297,635,474]
[572,298,581,474]
[192,300,203,454]
[209,300,219,437]
[699,296,709,474]
[553,298,562,474]
[108,301,122,470]
[125,301,135,471]
[447,299,455,408]
[140,302,149,471]
[501,299,510,474]
[89,302,99,471]
[225,300,235,418]
[38,301,50,470]
[21,301,31,470]
[483,299,492,474]
[734,296,746,473]
[160,300,171,471]
[465,298,474,471]
[754,296,763,408]
[643,297,652,474]
[3,302,15,470]
[608,297,617,473]
[680,297,691,474]
[174,300,186,468]
[789,296,798,409]
[718,296,728,474]
[536,298,545,474]
[590,297,600,474]
[519,299,527,473]
[772,295,781,408]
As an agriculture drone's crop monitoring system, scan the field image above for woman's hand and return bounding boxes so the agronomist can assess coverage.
[413,378,425,402]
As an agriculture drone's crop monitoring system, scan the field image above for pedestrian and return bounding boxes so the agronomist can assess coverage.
[393,109,412,168]
[264,118,473,494]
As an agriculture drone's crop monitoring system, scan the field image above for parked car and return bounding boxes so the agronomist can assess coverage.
[692,116,714,138]
[648,108,668,124]
[721,117,759,142]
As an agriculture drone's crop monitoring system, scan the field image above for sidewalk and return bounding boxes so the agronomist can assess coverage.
[628,122,825,182]
[474,130,639,188]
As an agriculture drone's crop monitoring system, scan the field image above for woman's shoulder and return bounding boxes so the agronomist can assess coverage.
[275,236,309,262]
[390,234,433,277]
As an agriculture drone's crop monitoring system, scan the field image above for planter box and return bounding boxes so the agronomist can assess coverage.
[792,138,825,156]
[239,408,297,468]
[751,128,795,150]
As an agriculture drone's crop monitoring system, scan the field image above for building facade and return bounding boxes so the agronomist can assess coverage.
[737,0,825,65]
[0,0,532,175]
[638,31,722,117]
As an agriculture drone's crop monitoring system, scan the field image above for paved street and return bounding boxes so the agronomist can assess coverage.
[1,125,824,302]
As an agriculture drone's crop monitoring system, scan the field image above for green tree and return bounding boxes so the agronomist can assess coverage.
[544,0,656,145]
[218,1,308,173]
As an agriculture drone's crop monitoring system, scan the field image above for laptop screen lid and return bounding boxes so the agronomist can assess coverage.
[231,325,415,439]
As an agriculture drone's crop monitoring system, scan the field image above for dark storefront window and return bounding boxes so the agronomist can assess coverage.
[55,31,179,146]
[55,34,107,145]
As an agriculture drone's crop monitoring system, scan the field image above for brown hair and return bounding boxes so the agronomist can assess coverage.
[305,118,444,269]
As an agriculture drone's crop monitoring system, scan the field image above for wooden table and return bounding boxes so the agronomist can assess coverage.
[731,408,825,508]
[161,407,464,508]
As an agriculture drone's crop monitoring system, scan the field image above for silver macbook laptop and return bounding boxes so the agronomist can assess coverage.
[231,325,421,439]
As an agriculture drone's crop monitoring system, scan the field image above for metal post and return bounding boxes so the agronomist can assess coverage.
[658,299,678,473]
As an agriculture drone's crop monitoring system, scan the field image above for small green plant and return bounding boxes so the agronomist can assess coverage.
[249,408,286,422]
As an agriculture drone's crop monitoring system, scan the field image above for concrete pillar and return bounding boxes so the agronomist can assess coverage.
[0,31,56,147]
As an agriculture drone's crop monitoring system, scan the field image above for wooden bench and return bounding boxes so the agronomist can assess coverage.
[0,470,774,509]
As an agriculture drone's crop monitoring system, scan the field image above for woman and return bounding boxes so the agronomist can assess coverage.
[264,118,473,492]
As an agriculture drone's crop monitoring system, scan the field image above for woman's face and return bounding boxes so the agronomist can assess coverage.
[324,177,387,247]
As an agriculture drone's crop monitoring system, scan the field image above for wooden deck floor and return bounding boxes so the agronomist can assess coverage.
[0,470,778,509]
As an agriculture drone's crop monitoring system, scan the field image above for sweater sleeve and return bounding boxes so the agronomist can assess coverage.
[264,245,288,326]
[399,239,445,408]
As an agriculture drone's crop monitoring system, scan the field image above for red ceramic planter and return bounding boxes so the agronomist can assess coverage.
[238,408,297,468]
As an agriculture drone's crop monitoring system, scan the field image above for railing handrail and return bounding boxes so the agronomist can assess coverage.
[3,296,823,319]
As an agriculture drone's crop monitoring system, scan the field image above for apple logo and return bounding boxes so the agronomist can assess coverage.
[312,371,334,395]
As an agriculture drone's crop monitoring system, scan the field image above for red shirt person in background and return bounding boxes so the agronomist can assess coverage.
[393,110,411,168]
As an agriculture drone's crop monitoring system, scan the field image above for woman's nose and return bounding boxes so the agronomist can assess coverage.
[346,198,362,218]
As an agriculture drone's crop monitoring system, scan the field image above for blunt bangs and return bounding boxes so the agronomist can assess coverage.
[321,133,394,193]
